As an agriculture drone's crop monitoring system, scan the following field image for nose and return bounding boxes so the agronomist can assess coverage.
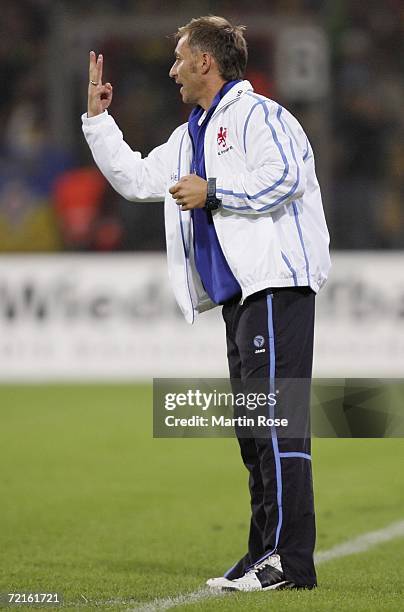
[169,63,177,79]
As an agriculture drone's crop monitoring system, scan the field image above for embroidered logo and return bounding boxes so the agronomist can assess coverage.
[253,335,266,354]
[253,335,265,348]
[217,127,227,148]
[217,126,233,156]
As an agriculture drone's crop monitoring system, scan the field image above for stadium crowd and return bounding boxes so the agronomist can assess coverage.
[0,0,403,251]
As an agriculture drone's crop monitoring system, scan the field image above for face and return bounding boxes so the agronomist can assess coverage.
[169,36,203,105]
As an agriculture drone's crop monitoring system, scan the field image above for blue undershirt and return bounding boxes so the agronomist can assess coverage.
[188,80,242,305]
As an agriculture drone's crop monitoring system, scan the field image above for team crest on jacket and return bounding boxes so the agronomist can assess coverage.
[217,127,233,156]
[217,127,227,148]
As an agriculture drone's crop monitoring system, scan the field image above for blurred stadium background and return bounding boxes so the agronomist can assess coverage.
[1,1,404,610]
[0,0,404,379]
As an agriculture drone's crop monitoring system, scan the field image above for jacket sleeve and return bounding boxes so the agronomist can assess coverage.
[216,101,306,215]
[81,110,168,202]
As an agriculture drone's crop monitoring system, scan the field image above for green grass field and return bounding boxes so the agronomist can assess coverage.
[0,384,403,611]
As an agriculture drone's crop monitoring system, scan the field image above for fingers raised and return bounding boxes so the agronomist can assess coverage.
[89,51,97,81]
[97,53,103,84]
[89,51,103,85]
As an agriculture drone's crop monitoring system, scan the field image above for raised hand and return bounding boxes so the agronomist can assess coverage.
[87,51,113,117]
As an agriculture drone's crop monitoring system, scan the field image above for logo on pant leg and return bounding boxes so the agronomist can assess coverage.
[253,335,266,353]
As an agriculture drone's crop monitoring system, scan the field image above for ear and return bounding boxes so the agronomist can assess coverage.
[200,52,212,75]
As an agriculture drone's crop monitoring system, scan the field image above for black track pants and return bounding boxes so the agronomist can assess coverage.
[222,287,317,587]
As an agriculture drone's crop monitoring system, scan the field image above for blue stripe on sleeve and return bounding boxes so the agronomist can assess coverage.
[219,97,300,212]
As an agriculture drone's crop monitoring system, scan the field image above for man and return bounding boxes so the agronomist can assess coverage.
[82,15,330,592]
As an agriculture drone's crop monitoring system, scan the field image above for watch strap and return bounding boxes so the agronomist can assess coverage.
[205,177,222,211]
[207,177,216,198]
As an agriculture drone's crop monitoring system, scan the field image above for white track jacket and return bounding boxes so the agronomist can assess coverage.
[82,80,331,323]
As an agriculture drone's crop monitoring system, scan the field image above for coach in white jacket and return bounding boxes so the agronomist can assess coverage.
[83,15,330,592]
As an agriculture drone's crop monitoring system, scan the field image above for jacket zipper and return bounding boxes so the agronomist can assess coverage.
[204,98,246,307]
[179,89,248,315]
[177,131,195,321]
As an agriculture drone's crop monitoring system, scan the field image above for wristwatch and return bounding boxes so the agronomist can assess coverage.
[205,178,222,211]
